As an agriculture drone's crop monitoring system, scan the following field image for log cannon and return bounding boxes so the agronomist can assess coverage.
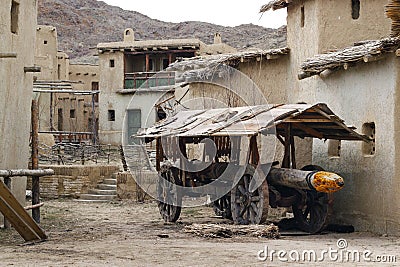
[138,103,371,233]
[267,168,345,193]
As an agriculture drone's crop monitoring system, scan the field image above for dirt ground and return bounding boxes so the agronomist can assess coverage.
[0,199,398,267]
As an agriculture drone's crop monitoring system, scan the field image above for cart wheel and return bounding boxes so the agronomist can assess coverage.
[292,165,333,233]
[157,166,182,222]
[231,167,269,225]
[212,195,232,220]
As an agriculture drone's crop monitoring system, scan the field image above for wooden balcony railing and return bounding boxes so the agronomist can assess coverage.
[124,71,175,89]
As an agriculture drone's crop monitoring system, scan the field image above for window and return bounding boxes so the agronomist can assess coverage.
[108,110,115,121]
[301,6,305,28]
[92,82,99,102]
[44,40,48,45]
[11,1,19,34]
[110,59,115,68]
[352,0,360,20]
[70,109,76,119]
[57,64,61,80]
[362,122,376,156]
[328,140,341,158]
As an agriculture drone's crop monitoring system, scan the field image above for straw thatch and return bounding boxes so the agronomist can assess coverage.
[260,0,291,12]
[386,0,400,37]
[167,47,289,82]
[184,223,280,239]
[299,37,400,80]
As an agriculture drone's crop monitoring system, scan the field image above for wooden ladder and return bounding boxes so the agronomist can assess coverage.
[0,180,47,242]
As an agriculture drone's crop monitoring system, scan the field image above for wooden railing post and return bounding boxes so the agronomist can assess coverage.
[3,177,11,229]
[31,99,40,223]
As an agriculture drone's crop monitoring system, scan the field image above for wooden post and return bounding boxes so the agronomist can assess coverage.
[49,90,54,131]
[250,136,260,165]
[155,138,163,172]
[119,145,128,172]
[168,53,173,64]
[3,177,11,229]
[290,134,296,169]
[145,54,150,72]
[31,99,40,223]
[282,124,291,168]
[91,93,97,145]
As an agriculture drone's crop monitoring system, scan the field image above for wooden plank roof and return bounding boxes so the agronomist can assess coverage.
[138,103,370,142]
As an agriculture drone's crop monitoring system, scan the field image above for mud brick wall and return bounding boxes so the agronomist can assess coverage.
[27,165,121,199]
[116,171,157,201]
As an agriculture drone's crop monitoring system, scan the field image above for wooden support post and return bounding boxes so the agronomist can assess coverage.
[145,54,150,72]
[156,138,163,172]
[250,136,260,165]
[91,93,97,145]
[282,124,291,168]
[119,145,128,172]
[49,91,54,131]
[3,177,11,229]
[178,137,187,186]
[168,53,173,64]
[290,134,296,169]
[31,99,40,223]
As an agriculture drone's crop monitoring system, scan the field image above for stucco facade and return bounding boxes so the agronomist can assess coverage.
[308,55,400,235]
[0,0,37,206]
[98,30,236,145]
[35,25,58,131]
[35,26,100,137]
[286,0,391,103]
[282,0,398,234]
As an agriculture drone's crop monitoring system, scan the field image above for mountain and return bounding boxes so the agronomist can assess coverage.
[38,0,287,63]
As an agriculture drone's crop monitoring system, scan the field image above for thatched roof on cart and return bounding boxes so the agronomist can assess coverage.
[138,103,370,142]
[299,37,400,80]
[167,47,289,83]
[260,0,294,12]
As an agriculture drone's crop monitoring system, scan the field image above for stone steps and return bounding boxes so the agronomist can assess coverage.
[88,189,117,195]
[103,178,117,185]
[97,184,117,190]
[77,177,118,202]
[78,194,116,201]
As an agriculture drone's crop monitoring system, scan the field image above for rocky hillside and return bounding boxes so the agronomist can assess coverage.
[38,0,287,63]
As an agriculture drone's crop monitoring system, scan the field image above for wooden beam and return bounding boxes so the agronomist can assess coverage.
[267,54,279,60]
[0,53,17,58]
[283,119,332,123]
[292,122,324,139]
[24,66,41,73]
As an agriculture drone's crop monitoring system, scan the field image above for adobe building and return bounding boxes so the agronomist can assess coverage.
[97,29,236,145]
[35,25,59,131]
[164,0,399,234]
[68,63,100,135]
[35,26,100,140]
[0,0,38,209]
[260,0,397,235]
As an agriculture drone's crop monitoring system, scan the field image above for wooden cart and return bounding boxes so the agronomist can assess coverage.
[139,103,370,233]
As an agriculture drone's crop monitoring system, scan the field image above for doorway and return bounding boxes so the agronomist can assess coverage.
[127,109,141,145]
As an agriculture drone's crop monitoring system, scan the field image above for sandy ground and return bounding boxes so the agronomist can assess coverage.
[0,199,398,267]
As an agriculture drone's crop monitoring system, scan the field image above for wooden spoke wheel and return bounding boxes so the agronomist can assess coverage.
[231,168,269,225]
[157,167,182,223]
[212,195,232,220]
[292,165,333,234]
[292,191,332,234]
